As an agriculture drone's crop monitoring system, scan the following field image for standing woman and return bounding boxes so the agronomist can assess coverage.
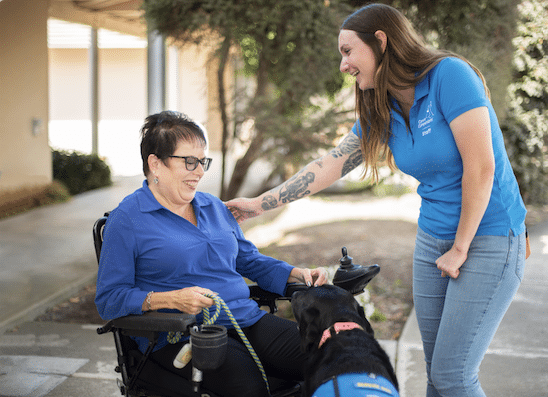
[226,4,527,396]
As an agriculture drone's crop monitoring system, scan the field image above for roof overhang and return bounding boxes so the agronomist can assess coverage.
[49,0,147,37]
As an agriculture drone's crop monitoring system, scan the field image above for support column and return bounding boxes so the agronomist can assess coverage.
[167,45,180,111]
[147,30,166,115]
[90,26,99,155]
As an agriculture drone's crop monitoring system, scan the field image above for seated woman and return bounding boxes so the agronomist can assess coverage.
[95,111,327,397]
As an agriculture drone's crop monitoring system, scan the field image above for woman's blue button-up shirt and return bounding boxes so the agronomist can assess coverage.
[95,180,293,352]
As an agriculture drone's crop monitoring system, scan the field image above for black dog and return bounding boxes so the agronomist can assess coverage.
[292,285,399,397]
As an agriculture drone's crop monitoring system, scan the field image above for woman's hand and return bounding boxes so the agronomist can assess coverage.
[172,287,217,315]
[288,267,328,287]
[225,197,264,223]
[435,246,467,279]
[147,287,217,315]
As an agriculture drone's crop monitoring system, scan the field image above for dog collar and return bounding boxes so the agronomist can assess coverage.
[318,322,363,348]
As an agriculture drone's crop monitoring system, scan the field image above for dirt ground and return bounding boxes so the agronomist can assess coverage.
[35,215,417,340]
[259,218,417,340]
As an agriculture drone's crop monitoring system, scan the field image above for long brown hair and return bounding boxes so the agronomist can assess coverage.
[341,3,490,182]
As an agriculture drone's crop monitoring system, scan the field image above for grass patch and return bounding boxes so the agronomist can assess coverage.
[370,309,387,323]
[372,183,413,197]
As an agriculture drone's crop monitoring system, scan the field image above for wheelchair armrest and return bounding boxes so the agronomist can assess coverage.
[284,283,309,297]
[97,311,196,335]
[248,283,308,314]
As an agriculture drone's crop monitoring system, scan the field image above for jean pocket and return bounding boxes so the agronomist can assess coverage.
[515,232,526,281]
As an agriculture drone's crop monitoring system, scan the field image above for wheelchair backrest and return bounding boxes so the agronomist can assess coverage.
[92,212,110,264]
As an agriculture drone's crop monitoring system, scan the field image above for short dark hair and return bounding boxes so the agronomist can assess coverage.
[140,111,207,176]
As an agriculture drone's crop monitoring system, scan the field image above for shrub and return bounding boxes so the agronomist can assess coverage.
[52,149,112,195]
[0,181,71,220]
[370,309,387,323]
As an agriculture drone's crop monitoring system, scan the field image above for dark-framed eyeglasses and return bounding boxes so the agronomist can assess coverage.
[168,155,212,171]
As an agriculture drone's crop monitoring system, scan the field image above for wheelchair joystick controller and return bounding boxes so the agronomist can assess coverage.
[332,247,380,295]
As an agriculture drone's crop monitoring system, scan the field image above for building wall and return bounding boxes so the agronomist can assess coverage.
[176,46,212,145]
[49,48,148,121]
[48,47,149,176]
[49,44,217,176]
[0,0,51,190]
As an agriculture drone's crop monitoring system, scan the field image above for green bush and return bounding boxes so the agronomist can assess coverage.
[52,149,112,195]
[370,309,387,323]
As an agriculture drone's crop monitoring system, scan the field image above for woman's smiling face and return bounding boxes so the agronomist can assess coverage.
[338,29,378,91]
[154,139,206,207]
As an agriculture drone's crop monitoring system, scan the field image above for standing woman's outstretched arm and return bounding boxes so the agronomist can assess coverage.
[225,133,364,223]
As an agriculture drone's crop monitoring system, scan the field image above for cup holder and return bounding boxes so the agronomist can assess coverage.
[190,324,227,371]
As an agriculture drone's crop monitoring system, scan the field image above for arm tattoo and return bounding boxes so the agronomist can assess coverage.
[228,206,259,223]
[278,169,316,204]
[341,150,364,177]
[330,134,363,178]
[261,195,278,211]
[330,133,361,159]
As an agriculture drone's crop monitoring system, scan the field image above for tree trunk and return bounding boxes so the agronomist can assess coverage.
[224,133,264,199]
[221,46,271,200]
[217,35,231,199]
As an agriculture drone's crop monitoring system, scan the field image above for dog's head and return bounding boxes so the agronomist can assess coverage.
[291,284,374,353]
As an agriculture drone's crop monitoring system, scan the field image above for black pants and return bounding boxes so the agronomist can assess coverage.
[149,314,305,397]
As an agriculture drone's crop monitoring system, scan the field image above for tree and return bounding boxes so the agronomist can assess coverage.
[143,0,353,199]
[392,0,520,117]
[145,0,543,203]
[501,0,548,205]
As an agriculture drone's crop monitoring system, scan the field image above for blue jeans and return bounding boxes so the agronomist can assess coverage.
[413,227,525,397]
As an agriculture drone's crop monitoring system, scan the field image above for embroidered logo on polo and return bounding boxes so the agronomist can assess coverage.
[418,101,434,136]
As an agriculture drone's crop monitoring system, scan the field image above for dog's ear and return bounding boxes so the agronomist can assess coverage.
[299,307,321,353]
[358,304,375,337]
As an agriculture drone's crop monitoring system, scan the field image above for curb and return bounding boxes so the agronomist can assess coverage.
[0,271,97,334]
[396,307,425,397]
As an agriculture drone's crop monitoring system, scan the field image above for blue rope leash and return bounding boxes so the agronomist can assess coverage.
[167,294,270,395]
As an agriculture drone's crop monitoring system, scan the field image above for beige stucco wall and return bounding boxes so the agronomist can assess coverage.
[177,46,213,146]
[48,45,218,176]
[49,48,147,121]
[50,46,215,123]
[0,0,51,191]
[48,47,149,176]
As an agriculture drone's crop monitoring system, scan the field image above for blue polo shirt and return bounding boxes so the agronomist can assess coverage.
[353,57,526,239]
[95,181,293,352]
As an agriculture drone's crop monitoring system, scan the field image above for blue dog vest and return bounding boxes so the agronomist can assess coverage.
[313,373,399,397]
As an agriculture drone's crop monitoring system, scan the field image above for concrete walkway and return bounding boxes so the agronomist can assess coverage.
[1,176,547,396]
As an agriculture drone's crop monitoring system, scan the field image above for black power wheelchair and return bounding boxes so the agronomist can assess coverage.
[93,212,380,397]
